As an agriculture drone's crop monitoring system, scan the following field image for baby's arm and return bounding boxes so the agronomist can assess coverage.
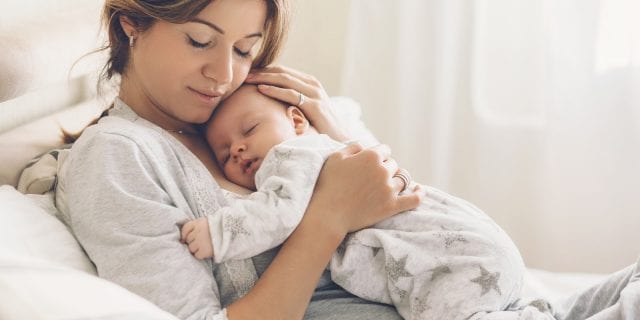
[186,136,340,263]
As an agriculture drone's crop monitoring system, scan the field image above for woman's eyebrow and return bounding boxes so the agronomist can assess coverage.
[191,18,263,39]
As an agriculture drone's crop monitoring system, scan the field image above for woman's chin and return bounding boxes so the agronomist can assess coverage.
[183,107,217,124]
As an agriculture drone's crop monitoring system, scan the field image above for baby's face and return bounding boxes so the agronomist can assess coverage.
[206,85,299,190]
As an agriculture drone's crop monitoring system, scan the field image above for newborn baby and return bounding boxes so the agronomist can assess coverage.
[181,84,526,320]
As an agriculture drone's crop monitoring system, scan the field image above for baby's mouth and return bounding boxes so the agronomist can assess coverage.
[241,159,254,174]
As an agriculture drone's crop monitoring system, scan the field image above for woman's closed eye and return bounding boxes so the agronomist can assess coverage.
[186,35,252,59]
[187,35,212,49]
[234,47,251,58]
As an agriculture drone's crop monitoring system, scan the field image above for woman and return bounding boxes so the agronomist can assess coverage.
[58,1,640,319]
[56,0,419,319]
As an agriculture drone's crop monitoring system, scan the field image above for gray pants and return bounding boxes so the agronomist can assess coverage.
[553,259,640,320]
[469,259,640,320]
[305,259,640,319]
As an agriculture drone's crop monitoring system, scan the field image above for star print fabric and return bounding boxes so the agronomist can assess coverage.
[206,134,529,319]
[205,136,332,263]
[330,183,528,320]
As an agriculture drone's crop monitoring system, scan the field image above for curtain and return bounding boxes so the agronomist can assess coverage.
[341,0,640,273]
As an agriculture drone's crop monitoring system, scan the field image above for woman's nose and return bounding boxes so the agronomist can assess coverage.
[203,48,233,90]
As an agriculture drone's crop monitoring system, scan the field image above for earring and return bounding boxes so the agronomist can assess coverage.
[129,34,136,47]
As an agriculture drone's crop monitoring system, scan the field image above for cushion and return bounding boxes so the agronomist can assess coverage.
[0,185,95,274]
[0,185,179,319]
[0,97,105,187]
[18,146,71,194]
[0,255,177,320]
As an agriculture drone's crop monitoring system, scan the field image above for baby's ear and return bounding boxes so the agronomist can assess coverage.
[287,106,309,135]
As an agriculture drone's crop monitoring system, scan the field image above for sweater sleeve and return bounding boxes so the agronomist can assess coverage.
[64,130,226,320]
[208,135,340,263]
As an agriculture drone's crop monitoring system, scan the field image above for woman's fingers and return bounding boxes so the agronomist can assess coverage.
[392,176,406,193]
[394,185,423,212]
[256,84,305,108]
[247,71,312,97]
[367,144,392,163]
[339,141,365,156]
[246,65,326,107]
[249,65,320,86]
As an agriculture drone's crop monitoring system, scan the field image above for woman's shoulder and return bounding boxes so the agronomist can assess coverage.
[72,115,172,156]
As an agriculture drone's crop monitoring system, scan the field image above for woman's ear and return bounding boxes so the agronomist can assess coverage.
[287,106,309,135]
[119,15,138,40]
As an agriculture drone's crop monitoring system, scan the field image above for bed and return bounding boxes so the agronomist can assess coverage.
[0,1,607,319]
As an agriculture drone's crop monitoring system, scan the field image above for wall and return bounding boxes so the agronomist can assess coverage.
[277,1,640,274]
[278,0,350,96]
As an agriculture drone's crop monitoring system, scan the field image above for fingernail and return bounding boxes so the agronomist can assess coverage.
[258,84,270,90]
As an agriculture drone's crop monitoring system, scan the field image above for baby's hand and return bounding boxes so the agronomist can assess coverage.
[180,217,214,260]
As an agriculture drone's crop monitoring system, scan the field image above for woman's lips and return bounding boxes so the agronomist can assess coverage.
[188,87,221,104]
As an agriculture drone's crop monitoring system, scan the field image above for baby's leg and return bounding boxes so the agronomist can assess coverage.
[332,230,522,319]
[330,187,526,320]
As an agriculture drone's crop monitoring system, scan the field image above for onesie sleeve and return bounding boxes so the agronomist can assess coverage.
[207,140,328,263]
[64,131,226,320]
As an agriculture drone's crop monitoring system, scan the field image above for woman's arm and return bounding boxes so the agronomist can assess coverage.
[227,143,422,320]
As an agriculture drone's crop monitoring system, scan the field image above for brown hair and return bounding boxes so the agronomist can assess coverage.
[65,0,291,143]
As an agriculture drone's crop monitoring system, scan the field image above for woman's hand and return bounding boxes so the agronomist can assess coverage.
[245,65,350,142]
[309,143,423,236]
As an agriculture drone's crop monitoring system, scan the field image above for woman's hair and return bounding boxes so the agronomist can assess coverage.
[64,0,290,143]
[101,0,290,81]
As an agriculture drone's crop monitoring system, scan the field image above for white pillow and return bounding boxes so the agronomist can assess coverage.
[0,255,177,320]
[0,185,95,274]
[0,186,178,319]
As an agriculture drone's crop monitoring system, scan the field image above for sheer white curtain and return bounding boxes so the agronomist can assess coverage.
[341,0,640,273]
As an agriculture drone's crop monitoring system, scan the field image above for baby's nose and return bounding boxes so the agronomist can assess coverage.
[230,142,246,157]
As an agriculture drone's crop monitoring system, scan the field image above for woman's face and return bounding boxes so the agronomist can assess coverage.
[125,0,267,125]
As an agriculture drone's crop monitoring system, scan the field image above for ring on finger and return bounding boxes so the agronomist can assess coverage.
[297,91,306,107]
[393,168,412,193]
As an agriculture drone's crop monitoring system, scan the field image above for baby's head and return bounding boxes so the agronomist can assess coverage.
[205,84,314,190]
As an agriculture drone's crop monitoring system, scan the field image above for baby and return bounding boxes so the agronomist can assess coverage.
[181,84,526,320]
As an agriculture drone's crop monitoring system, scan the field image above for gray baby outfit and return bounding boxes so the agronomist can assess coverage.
[204,133,526,320]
